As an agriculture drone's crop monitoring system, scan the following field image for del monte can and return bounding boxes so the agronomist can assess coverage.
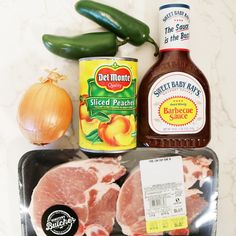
[79,57,138,153]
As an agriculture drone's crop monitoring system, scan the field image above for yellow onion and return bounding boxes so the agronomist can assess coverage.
[17,70,73,145]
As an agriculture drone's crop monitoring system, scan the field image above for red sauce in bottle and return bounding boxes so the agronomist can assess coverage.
[138,4,210,148]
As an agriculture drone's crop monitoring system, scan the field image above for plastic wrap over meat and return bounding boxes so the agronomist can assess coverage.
[18,148,218,236]
[116,156,212,235]
[29,158,126,236]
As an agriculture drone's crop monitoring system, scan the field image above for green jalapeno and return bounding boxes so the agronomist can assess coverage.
[42,32,127,60]
[75,0,159,56]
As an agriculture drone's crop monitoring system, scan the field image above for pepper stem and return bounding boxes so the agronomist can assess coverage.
[147,36,159,57]
[116,37,129,47]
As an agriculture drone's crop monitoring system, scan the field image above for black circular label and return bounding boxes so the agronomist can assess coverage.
[41,205,79,236]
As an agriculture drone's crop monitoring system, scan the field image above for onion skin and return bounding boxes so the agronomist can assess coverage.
[17,80,73,145]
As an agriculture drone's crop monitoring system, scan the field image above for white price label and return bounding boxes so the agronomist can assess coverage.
[140,156,188,233]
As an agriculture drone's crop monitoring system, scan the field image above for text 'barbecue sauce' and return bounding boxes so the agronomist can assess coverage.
[138,4,210,148]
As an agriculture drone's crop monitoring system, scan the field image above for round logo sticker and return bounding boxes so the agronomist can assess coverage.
[41,205,79,236]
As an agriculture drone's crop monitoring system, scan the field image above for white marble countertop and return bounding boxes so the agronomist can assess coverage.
[0,0,235,235]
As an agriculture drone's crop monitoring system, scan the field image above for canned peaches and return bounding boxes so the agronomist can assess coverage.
[79,57,138,153]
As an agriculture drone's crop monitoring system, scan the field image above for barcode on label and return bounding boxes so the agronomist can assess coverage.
[149,197,166,208]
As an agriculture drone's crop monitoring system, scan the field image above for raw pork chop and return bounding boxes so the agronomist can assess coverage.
[29,158,126,236]
[84,183,120,235]
[116,156,211,236]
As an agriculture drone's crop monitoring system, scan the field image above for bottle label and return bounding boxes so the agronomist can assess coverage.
[148,72,206,134]
[159,4,190,52]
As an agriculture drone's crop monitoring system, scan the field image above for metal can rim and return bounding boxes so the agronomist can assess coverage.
[80,147,137,153]
[79,56,138,62]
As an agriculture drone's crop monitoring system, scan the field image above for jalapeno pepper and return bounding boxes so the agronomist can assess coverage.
[42,32,127,60]
[75,0,159,56]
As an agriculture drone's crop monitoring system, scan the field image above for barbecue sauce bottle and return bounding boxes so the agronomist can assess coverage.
[138,3,210,148]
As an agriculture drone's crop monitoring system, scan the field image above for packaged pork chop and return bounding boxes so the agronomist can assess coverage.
[18,148,218,236]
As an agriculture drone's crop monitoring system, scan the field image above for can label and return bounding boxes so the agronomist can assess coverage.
[79,58,137,152]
